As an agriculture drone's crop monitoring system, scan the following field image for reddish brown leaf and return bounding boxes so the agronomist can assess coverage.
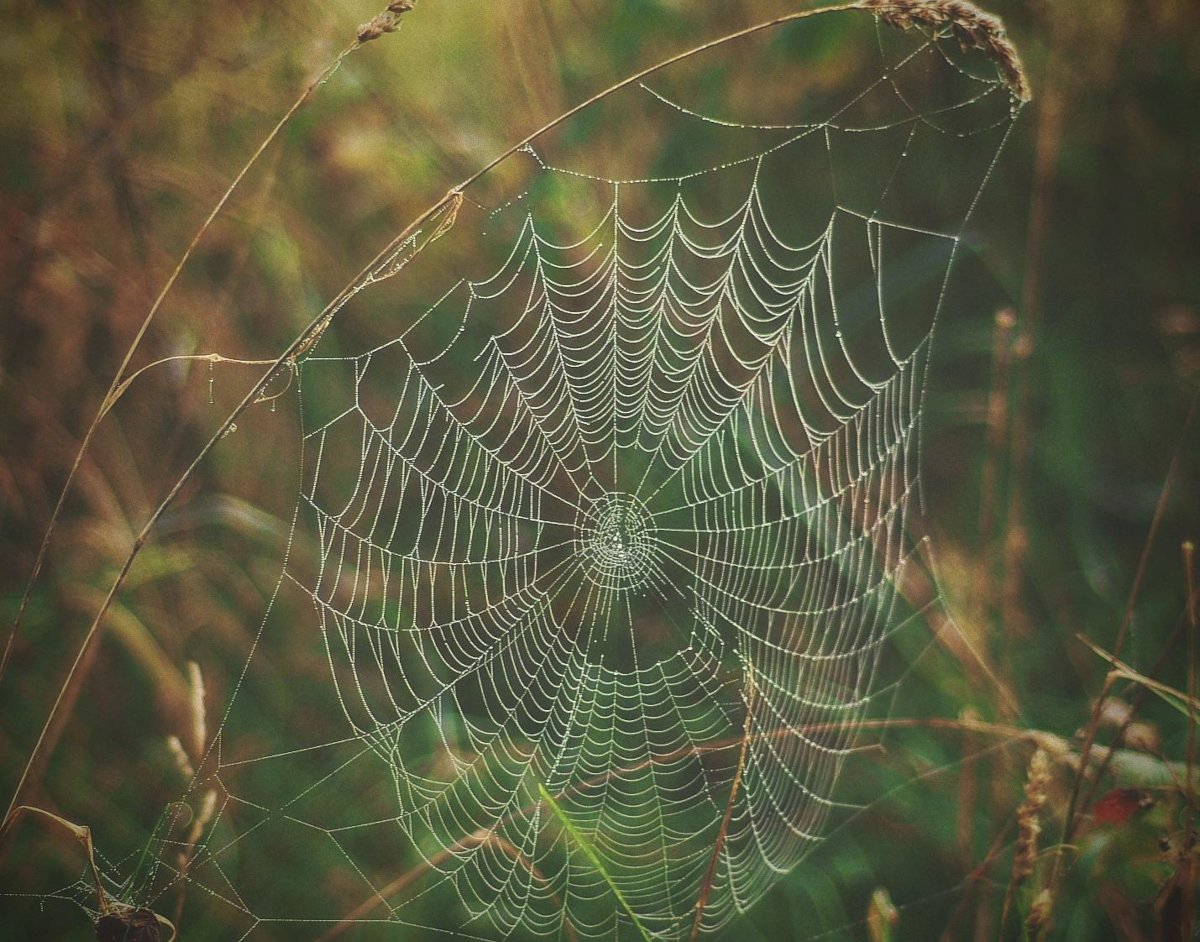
[1092,788,1154,826]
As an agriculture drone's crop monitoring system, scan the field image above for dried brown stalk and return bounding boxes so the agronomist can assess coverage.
[1001,22,1064,653]
[1172,539,1198,942]
[955,707,980,867]
[7,805,179,940]
[316,827,576,942]
[1000,746,1052,933]
[358,0,418,44]
[691,668,757,940]
[937,818,1018,942]
[1065,396,1195,825]
[10,805,111,915]
[1183,539,1197,812]
[1052,392,1199,899]
[976,308,1017,625]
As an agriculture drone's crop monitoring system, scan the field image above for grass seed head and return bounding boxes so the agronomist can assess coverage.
[865,0,1031,101]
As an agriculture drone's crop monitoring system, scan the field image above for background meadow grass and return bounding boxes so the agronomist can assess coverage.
[1,1,1198,938]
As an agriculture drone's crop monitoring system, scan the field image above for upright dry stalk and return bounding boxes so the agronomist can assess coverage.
[691,669,757,940]
[1183,539,1197,813]
[1001,60,1062,646]
[1175,539,1198,942]
[998,746,1052,937]
[996,0,1065,666]
[1011,747,1051,886]
[955,708,981,876]
[976,308,1017,627]
[186,660,207,762]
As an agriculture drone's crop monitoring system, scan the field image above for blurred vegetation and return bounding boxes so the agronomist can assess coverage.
[1,0,1198,939]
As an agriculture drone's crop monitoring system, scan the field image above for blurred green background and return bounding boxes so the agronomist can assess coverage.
[1,1,1198,939]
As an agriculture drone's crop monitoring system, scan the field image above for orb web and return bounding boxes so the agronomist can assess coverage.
[116,9,1026,940]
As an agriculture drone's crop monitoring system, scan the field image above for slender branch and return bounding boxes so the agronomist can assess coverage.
[103,353,280,421]
[9,805,111,915]
[1076,634,1200,717]
[976,308,1017,627]
[1075,587,1200,826]
[1184,540,1197,799]
[1181,539,1198,942]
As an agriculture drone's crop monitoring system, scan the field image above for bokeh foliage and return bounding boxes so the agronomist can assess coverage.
[1,0,1198,939]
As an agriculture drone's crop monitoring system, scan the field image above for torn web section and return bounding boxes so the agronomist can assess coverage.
[160,8,1027,941]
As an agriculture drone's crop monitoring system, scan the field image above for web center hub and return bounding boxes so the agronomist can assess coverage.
[578,493,655,591]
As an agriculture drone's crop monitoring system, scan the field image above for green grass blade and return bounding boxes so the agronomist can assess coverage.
[537,782,652,941]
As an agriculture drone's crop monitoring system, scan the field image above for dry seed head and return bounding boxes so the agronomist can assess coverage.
[186,660,207,761]
[864,0,1031,101]
[186,789,218,849]
[866,887,899,942]
[1123,720,1161,752]
[358,0,417,44]
[1026,888,1053,934]
[1012,747,1051,885]
[165,735,194,780]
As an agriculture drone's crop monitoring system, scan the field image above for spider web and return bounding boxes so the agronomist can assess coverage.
[51,9,1024,941]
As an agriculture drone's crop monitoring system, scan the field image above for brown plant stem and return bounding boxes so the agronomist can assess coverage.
[691,667,757,940]
[976,309,1017,628]
[1001,74,1063,645]
[1075,584,1200,834]
[9,805,111,915]
[314,827,576,942]
[1177,539,1198,942]
[955,709,980,873]
[937,815,1017,942]
[1184,539,1197,813]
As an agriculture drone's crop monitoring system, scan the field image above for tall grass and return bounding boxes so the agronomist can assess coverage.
[1,0,1196,939]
